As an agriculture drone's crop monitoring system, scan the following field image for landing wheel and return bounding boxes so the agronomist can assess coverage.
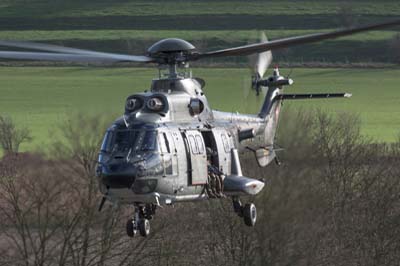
[139,219,151,237]
[126,218,136,237]
[243,203,257,227]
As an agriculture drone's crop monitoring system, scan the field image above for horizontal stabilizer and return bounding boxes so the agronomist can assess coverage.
[224,175,265,195]
[278,93,352,100]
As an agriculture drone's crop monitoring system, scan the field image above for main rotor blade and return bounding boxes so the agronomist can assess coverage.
[198,19,400,58]
[0,51,145,63]
[0,40,153,62]
[256,32,272,78]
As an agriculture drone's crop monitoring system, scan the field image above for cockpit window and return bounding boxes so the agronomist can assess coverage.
[101,130,114,152]
[141,130,157,151]
[101,129,158,154]
[115,130,140,152]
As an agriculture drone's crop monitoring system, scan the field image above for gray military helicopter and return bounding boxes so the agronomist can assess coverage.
[0,19,399,237]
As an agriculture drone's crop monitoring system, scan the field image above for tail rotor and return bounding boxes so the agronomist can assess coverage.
[251,32,273,95]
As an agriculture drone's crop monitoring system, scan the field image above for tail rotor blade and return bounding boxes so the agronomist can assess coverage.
[256,32,273,78]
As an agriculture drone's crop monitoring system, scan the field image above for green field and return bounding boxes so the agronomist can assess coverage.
[1,30,397,64]
[0,0,399,152]
[0,0,399,68]
[0,0,399,64]
[0,30,397,42]
[0,66,399,152]
[1,0,400,18]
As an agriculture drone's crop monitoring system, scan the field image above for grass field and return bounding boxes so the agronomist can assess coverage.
[0,66,399,152]
[1,0,400,18]
[0,0,399,152]
[0,30,397,42]
[0,29,396,64]
[0,1,398,63]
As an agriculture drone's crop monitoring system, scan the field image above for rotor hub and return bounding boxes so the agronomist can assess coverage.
[147,38,197,64]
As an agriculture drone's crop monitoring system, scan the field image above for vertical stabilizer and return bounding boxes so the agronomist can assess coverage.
[256,68,293,162]
[258,68,293,119]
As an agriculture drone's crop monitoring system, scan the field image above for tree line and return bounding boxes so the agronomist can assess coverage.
[0,110,399,266]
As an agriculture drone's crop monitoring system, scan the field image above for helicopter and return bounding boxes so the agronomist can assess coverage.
[0,19,399,237]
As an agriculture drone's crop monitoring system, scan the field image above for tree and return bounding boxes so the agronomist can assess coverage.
[0,115,32,154]
[49,113,153,266]
[389,33,400,63]
[1,111,400,266]
[0,114,154,266]
[336,3,358,28]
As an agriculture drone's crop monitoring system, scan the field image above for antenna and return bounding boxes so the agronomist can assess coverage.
[287,68,294,79]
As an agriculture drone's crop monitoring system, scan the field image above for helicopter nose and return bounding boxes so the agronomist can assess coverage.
[98,163,138,189]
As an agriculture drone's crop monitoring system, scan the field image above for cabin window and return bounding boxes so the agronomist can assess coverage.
[195,135,204,154]
[163,133,171,153]
[159,132,171,154]
[221,134,230,153]
[188,135,199,154]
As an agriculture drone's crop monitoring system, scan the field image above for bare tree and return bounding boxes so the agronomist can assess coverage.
[0,153,77,266]
[50,113,155,266]
[336,3,358,28]
[1,111,400,266]
[0,115,32,154]
[0,114,155,266]
[389,33,400,63]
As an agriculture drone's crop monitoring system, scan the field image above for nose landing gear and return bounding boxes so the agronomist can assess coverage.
[126,218,137,237]
[126,204,156,237]
[138,219,151,237]
[232,197,257,227]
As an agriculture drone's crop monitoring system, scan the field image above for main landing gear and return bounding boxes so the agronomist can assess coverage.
[126,204,156,237]
[232,197,257,227]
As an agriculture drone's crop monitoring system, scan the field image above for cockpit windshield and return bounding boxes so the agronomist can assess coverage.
[101,129,158,154]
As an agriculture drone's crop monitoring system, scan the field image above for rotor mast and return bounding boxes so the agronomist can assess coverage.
[157,60,191,79]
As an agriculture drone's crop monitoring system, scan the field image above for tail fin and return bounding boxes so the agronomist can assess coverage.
[258,85,284,149]
[258,86,281,119]
[256,68,292,158]
[258,68,293,119]
[255,68,351,167]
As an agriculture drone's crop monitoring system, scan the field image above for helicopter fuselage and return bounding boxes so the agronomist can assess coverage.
[2,19,396,235]
[96,76,279,206]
